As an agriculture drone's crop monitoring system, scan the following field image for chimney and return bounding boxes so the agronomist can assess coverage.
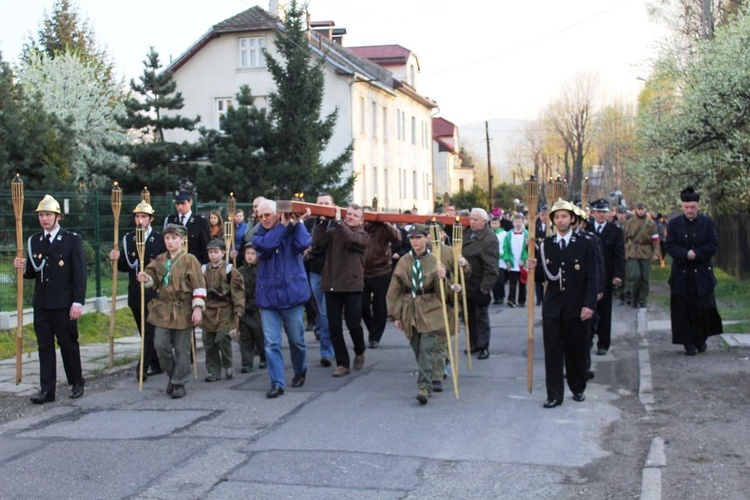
[269,0,280,18]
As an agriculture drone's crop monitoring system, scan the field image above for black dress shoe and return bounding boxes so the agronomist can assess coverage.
[291,370,306,388]
[543,399,562,408]
[586,370,595,381]
[477,349,489,360]
[684,345,697,356]
[147,367,164,376]
[266,385,284,398]
[369,340,379,349]
[30,390,55,404]
[70,380,85,399]
[697,341,708,353]
[572,392,585,402]
[596,347,607,356]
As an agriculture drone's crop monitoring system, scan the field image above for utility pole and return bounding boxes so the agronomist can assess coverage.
[485,121,493,210]
[701,0,713,40]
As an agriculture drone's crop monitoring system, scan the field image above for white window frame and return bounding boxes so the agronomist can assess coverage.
[239,36,266,68]
[214,97,234,130]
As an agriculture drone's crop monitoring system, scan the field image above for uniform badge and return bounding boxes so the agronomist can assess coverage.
[574,264,580,270]
[131,252,136,257]
[545,259,550,264]
[59,260,64,266]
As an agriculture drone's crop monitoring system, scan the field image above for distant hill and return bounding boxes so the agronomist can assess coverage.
[458,118,524,183]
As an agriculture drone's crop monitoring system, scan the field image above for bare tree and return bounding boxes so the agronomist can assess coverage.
[592,98,637,200]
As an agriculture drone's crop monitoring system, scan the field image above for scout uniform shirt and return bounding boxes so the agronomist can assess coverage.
[144,250,207,330]
[624,216,660,260]
[201,263,245,332]
[386,251,455,340]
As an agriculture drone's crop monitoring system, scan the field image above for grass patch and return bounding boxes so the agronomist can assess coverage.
[649,257,750,333]
[0,307,138,359]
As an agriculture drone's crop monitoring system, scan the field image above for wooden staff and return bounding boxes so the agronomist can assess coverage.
[109,182,122,368]
[526,176,539,393]
[12,175,24,384]
[225,193,236,265]
[135,225,146,391]
[453,221,472,371]
[431,223,458,399]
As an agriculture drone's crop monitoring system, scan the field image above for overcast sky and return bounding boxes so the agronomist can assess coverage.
[1,0,667,126]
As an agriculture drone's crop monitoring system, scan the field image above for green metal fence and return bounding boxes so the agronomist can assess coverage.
[0,190,253,312]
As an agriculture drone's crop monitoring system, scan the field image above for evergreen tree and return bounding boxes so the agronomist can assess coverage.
[261,0,353,200]
[197,85,271,201]
[0,51,77,190]
[107,48,201,194]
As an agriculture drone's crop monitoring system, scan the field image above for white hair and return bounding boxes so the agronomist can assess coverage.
[471,208,489,220]
[257,199,276,213]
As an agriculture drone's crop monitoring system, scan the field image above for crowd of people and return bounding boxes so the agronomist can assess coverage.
[14,186,722,407]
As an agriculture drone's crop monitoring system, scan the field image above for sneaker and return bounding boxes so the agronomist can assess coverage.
[171,385,186,399]
[204,373,220,382]
[225,368,235,380]
[506,301,516,308]
[240,365,253,373]
[416,388,430,405]
[259,361,267,369]
[353,353,365,370]
[320,356,333,367]
[332,366,350,377]
[432,380,443,393]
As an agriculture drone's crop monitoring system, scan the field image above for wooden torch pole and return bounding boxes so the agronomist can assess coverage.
[109,182,122,368]
[431,223,458,399]
[12,175,24,384]
[135,225,146,390]
[225,192,236,266]
[526,176,539,393]
[453,220,472,372]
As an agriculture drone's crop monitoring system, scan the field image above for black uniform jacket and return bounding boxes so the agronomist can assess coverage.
[665,214,718,296]
[594,222,625,288]
[117,228,167,310]
[164,212,210,264]
[536,233,599,320]
[24,228,87,310]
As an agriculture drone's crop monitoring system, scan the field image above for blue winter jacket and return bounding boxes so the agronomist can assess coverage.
[252,222,311,309]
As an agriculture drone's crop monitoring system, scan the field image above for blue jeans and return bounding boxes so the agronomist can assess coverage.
[261,306,307,389]
[309,273,334,358]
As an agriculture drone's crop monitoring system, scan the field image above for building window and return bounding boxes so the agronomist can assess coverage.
[382,107,388,142]
[411,116,416,145]
[412,170,418,199]
[360,97,366,136]
[372,101,377,139]
[214,98,234,130]
[459,179,465,191]
[396,109,401,141]
[239,37,265,68]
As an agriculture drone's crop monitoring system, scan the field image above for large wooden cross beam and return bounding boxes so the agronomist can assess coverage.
[276,201,470,226]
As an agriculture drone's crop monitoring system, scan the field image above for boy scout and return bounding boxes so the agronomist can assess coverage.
[138,224,207,399]
[201,239,244,381]
[238,243,266,372]
[387,224,462,405]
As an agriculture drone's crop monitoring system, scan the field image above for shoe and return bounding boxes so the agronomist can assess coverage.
[506,301,516,308]
[258,361,267,369]
[416,388,430,405]
[314,332,320,341]
[166,376,174,396]
[225,368,235,380]
[241,365,253,373]
[146,367,164,376]
[596,348,607,356]
[543,399,562,408]
[432,380,443,393]
[697,341,708,353]
[586,370,595,381]
[171,385,186,399]
[30,390,55,404]
[134,366,147,381]
[464,347,481,354]
[638,302,647,308]
[70,380,85,399]
[536,301,542,306]
[684,345,697,356]
[204,373,220,382]
[332,366,350,377]
[369,340,379,349]
[572,392,586,402]
[291,370,306,388]
[266,385,284,398]
[477,349,489,360]
[492,299,502,305]
[518,302,526,306]
[320,356,333,367]
[353,353,365,370]
[305,322,314,332]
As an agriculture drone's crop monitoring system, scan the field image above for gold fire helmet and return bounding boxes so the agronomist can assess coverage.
[133,201,155,216]
[35,195,61,214]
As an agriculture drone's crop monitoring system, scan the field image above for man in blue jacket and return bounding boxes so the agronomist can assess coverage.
[252,199,312,398]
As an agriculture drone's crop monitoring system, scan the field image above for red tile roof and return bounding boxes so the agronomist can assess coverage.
[433,117,456,138]
[348,45,415,67]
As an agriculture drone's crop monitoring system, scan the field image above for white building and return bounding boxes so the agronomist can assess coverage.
[162,3,437,212]
[433,117,474,197]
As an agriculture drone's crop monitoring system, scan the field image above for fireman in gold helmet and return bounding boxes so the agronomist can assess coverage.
[110,199,167,381]
[14,194,87,404]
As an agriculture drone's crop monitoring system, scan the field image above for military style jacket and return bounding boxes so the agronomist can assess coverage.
[624,216,660,260]
[387,250,455,340]
[24,228,87,310]
[144,250,207,330]
[201,263,244,332]
[117,228,166,310]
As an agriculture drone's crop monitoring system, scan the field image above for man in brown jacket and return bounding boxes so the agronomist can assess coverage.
[362,221,402,349]
[624,202,660,308]
[462,208,499,359]
[313,204,370,376]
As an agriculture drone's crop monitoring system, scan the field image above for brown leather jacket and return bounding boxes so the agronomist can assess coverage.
[314,221,370,292]
[363,222,402,278]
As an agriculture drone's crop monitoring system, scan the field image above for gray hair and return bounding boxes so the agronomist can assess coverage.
[471,208,489,220]
[257,199,276,213]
